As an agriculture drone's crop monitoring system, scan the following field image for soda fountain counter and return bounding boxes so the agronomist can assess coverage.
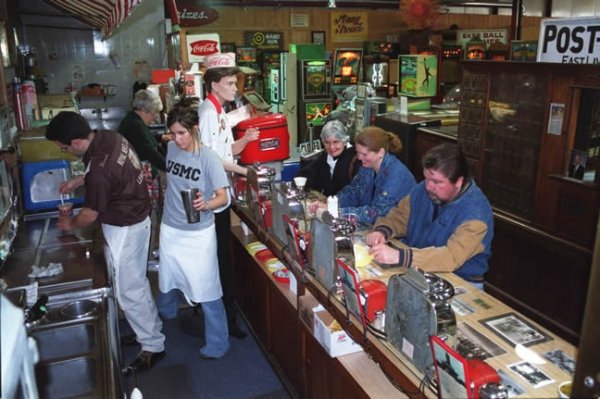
[230,194,577,399]
[0,212,124,398]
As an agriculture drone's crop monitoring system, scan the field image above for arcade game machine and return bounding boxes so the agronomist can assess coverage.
[261,50,281,107]
[235,64,271,114]
[298,58,332,146]
[362,41,400,97]
[398,53,438,110]
[283,43,326,148]
[331,48,363,105]
[236,46,262,96]
[439,44,462,100]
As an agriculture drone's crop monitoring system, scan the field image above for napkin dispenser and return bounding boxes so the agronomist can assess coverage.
[385,269,456,377]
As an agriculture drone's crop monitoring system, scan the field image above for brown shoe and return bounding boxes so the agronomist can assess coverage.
[122,350,165,375]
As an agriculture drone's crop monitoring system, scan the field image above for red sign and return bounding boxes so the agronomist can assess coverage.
[177,1,219,26]
[189,40,219,56]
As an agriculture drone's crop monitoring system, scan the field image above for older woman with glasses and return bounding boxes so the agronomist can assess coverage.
[118,89,166,177]
[294,120,361,196]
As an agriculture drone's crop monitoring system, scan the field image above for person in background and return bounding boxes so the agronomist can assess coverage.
[294,120,360,196]
[198,52,259,339]
[568,151,585,180]
[365,143,494,289]
[118,89,166,176]
[335,126,416,225]
[158,107,230,359]
[45,111,165,374]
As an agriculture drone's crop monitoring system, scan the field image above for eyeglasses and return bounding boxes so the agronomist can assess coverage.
[58,143,71,152]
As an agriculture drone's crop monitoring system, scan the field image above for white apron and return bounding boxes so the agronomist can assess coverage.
[158,223,222,304]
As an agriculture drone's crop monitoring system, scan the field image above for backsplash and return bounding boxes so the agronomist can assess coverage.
[19,0,165,110]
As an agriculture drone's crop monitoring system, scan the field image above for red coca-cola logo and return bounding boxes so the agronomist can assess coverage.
[190,40,219,56]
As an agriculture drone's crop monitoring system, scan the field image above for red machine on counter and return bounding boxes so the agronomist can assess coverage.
[235,113,290,165]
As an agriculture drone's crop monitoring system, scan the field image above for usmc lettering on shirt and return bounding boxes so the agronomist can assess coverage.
[167,160,202,181]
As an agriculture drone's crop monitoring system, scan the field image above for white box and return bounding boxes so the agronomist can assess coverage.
[313,310,363,358]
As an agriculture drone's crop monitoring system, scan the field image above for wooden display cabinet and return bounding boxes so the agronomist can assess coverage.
[458,60,600,343]
[458,60,600,248]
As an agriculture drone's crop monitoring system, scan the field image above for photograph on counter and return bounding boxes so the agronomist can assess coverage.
[497,368,526,397]
[472,297,492,310]
[480,312,552,347]
[451,298,475,316]
[454,286,470,296]
[336,258,367,327]
[543,349,576,376]
[508,361,554,388]
[456,322,507,360]
[431,335,470,399]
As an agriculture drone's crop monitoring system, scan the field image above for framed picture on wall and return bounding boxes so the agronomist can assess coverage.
[311,31,325,45]
[220,42,236,54]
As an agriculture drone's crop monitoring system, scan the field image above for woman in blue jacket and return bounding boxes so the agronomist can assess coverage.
[337,126,416,225]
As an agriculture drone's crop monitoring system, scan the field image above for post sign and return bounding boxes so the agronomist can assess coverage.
[537,17,600,64]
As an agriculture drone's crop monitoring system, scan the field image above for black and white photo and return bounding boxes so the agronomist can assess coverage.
[543,349,576,376]
[508,361,554,388]
[481,313,552,347]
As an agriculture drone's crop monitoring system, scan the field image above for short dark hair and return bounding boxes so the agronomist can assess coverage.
[203,67,240,93]
[45,111,92,144]
[422,143,469,183]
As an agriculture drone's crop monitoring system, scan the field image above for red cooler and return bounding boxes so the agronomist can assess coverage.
[235,113,290,164]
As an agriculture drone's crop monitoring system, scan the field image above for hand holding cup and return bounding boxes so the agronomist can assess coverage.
[56,202,74,231]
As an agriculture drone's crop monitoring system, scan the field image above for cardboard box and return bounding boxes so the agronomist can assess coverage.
[313,309,363,358]
[298,294,323,330]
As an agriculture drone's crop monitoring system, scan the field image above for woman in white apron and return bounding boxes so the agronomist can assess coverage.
[159,106,231,359]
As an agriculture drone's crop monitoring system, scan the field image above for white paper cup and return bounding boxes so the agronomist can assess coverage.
[293,176,307,190]
[558,381,572,399]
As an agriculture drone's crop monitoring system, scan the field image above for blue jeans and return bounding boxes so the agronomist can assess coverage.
[156,289,182,320]
[200,298,230,358]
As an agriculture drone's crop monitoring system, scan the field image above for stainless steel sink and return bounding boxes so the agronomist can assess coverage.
[27,288,122,398]
[36,356,97,398]
[31,323,96,361]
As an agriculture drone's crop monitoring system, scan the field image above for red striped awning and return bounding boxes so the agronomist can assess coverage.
[43,0,144,39]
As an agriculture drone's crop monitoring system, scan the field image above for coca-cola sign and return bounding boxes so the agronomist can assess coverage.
[186,33,221,63]
[190,40,219,56]
[176,1,219,26]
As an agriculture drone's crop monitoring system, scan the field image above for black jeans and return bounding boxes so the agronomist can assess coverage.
[214,207,236,321]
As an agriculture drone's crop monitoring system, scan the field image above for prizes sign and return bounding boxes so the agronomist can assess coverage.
[538,17,600,64]
[331,12,368,42]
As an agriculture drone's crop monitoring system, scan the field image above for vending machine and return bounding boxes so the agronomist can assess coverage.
[298,59,332,145]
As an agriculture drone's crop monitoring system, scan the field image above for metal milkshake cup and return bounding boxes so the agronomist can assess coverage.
[181,188,201,223]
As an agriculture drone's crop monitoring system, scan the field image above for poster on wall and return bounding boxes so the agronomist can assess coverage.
[331,12,368,43]
[244,31,284,50]
[186,33,220,64]
[537,17,600,64]
[457,29,508,49]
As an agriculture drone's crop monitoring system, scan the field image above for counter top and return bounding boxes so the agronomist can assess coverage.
[417,125,458,141]
[233,201,577,398]
[1,215,107,294]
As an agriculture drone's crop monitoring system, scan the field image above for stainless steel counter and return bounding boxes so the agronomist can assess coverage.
[1,213,122,398]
